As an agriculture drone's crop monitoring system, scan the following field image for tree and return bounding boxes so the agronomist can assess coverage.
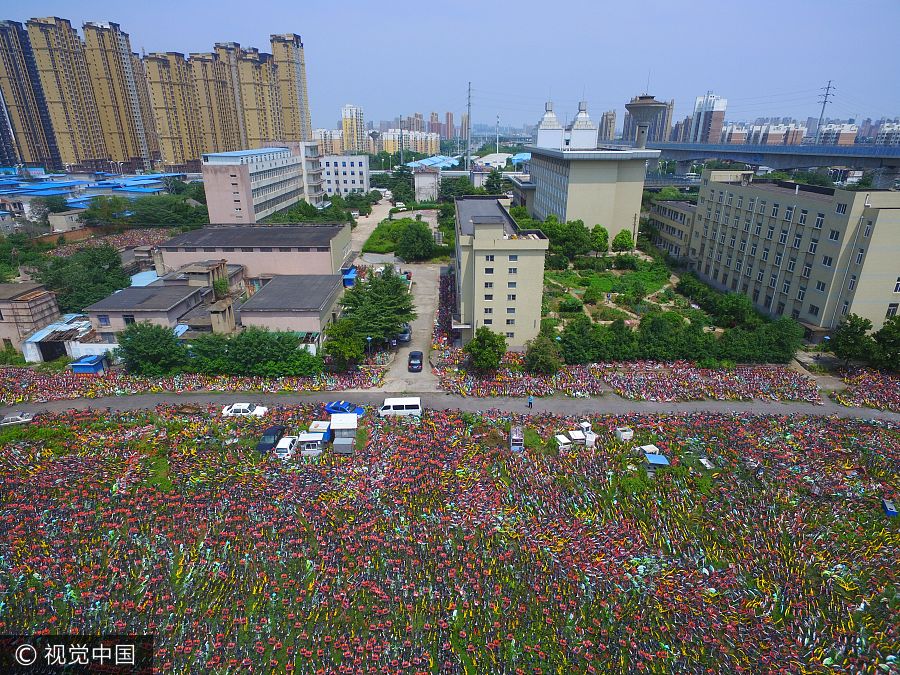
[323,318,365,369]
[612,230,634,252]
[560,315,596,364]
[32,195,69,218]
[464,326,507,373]
[396,220,435,261]
[81,195,129,226]
[524,334,562,374]
[116,322,188,376]
[340,265,416,344]
[128,194,208,226]
[37,244,130,312]
[484,168,503,195]
[831,313,874,365]
[872,316,900,371]
[591,225,609,255]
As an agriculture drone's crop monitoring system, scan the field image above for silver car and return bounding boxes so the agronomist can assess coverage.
[0,412,34,427]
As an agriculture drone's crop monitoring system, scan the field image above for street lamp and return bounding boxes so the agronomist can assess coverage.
[366,336,372,357]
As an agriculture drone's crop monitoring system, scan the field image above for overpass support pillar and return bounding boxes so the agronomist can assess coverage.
[872,165,900,190]
[646,157,660,173]
[675,160,693,175]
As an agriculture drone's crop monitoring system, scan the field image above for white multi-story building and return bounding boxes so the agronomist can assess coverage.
[321,155,370,197]
[875,123,900,146]
[201,141,323,223]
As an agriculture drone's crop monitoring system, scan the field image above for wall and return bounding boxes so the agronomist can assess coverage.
[240,311,323,333]
[566,158,646,235]
[329,225,353,273]
[202,163,252,222]
[848,206,900,331]
[161,247,338,279]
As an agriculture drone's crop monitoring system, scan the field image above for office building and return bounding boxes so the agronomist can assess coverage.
[189,51,243,153]
[154,224,351,283]
[648,200,697,260]
[445,111,454,139]
[313,128,343,155]
[816,123,858,146]
[340,104,366,153]
[452,196,549,348]
[82,22,156,172]
[26,17,107,169]
[598,110,616,142]
[322,155,369,197]
[689,93,727,144]
[0,282,59,352]
[687,169,900,334]
[144,52,202,170]
[622,96,673,145]
[270,34,311,141]
[0,21,59,167]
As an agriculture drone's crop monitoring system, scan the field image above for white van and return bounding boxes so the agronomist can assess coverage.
[378,397,423,417]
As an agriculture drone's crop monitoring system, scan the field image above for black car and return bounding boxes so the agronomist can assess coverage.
[407,350,423,373]
[255,425,286,453]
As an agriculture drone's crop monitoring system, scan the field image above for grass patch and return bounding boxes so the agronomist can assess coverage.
[362,217,418,254]
[592,305,631,321]
[147,453,173,492]
[523,428,543,450]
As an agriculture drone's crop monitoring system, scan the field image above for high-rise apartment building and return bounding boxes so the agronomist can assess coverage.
[0,21,58,167]
[82,22,155,171]
[444,111,454,139]
[313,128,343,155]
[598,110,616,142]
[686,170,900,334]
[428,111,441,135]
[817,123,858,146]
[689,93,727,144]
[144,52,202,170]
[460,113,469,142]
[875,123,900,146]
[237,48,282,148]
[380,129,440,155]
[213,42,248,147]
[189,51,242,153]
[340,104,366,153]
[671,115,692,142]
[270,34,311,141]
[26,17,106,169]
[622,96,673,145]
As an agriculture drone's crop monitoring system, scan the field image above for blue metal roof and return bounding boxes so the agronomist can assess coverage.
[203,148,288,158]
[644,453,670,466]
[406,155,459,169]
[510,152,531,164]
[112,186,161,193]
[130,270,159,287]
[71,354,106,366]
[173,324,190,338]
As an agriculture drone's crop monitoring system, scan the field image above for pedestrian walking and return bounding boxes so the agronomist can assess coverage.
[527,394,534,409]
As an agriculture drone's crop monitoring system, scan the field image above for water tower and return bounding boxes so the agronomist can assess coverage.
[625,94,668,149]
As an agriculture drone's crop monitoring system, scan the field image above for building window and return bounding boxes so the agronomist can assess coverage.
[769,274,777,288]
[507,294,516,301]
[508,254,518,261]
[508,281,517,288]
[764,295,773,309]
[750,243,757,256]
[777,301,785,314]
[771,204,779,218]
[792,233,802,249]
[856,248,865,264]
[123,315,135,325]
[485,255,494,261]
[841,301,849,317]
[808,239,818,254]
[777,230,787,244]
[757,270,764,282]
[782,281,790,295]
[895,277,900,293]
[887,303,899,318]
[484,319,493,325]
[802,264,811,278]
[792,309,801,319]
[787,258,796,272]
[836,203,847,215]
[762,248,769,262]
[505,332,514,338]
[752,289,760,302]
[849,275,857,290]
[822,256,833,268]
[484,294,493,301]
[506,319,515,325]
[508,267,517,274]
[774,252,782,266]
[754,223,762,236]
[809,304,820,317]
[796,287,806,301]
[766,226,774,240]
[798,209,808,225]
[484,267,494,274]
[828,229,840,242]
[98,314,110,326]
[507,307,515,314]
[864,221,872,237]
[784,206,794,221]
[484,308,493,315]
[814,213,824,229]
[484,282,493,288]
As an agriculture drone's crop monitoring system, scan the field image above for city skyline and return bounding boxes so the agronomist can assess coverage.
[4,0,898,132]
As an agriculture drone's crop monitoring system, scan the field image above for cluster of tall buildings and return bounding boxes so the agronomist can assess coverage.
[313,104,445,157]
[0,17,312,172]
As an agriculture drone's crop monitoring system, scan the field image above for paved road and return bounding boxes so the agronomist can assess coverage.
[381,263,440,392]
[349,199,392,254]
[6,389,898,423]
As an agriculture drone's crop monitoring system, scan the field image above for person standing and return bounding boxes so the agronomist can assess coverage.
[527,394,534,409]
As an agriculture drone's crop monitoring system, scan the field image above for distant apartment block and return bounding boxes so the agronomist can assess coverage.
[321,155,369,197]
[314,128,343,154]
[689,93,727,144]
[874,123,900,146]
[0,282,59,351]
[598,110,616,142]
[816,123,858,146]
[453,197,549,348]
[341,104,367,153]
[687,169,900,334]
[154,223,351,284]
[379,129,440,155]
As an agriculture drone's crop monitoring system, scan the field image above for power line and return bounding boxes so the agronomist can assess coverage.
[814,80,835,144]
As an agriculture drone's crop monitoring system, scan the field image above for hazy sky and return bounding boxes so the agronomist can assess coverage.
[3,0,898,130]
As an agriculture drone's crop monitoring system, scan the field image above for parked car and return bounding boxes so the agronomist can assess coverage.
[407,351,423,373]
[255,425,286,453]
[324,400,365,416]
[274,436,298,460]
[221,403,268,417]
[397,323,412,343]
[0,411,34,427]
